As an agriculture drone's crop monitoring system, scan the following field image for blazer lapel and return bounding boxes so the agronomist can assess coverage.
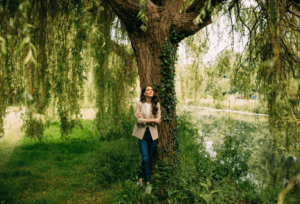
[141,102,148,118]
[150,105,152,118]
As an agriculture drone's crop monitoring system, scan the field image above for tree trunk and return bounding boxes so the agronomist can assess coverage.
[106,0,223,175]
[127,24,178,172]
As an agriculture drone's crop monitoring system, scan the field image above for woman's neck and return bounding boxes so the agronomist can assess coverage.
[146,97,152,104]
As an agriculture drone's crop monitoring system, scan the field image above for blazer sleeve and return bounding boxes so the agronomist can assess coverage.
[135,102,147,125]
[157,102,161,119]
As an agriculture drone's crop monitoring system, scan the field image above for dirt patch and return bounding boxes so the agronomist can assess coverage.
[0,109,24,172]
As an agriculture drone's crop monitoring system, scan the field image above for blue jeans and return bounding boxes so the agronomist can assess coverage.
[139,127,157,182]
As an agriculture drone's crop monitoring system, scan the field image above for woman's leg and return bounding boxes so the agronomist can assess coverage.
[138,140,146,181]
[148,138,157,164]
[146,138,157,183]
[139,127,152,182]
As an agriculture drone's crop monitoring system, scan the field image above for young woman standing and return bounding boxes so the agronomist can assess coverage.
[132,85,161,194]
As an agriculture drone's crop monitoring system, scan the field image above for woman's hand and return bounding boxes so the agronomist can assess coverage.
[136,112,143,118]
[153,118,161,124]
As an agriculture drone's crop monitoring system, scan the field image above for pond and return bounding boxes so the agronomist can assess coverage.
[178,105,299,197]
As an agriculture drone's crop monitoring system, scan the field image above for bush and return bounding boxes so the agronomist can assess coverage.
[213,134,251,179]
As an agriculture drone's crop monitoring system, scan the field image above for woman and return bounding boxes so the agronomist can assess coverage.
[132,85,161,194]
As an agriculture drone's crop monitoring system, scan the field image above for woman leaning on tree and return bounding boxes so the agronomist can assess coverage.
[132,85,161,194]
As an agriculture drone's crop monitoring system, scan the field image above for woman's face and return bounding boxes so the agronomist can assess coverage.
[144,86,154,98]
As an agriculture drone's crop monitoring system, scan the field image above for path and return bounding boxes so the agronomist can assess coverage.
[0,108,25,172]
[180,105,269,117]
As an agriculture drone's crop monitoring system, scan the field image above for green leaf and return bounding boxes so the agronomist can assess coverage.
[24,49,33,65]
[26,23,35,29]
[210,190,220,195]
[18,38,27,54]
[218,4,222,11]
[137,10,143,18]
[0,37,6,54]
[30,43,37,57]
[140,24,147,32]
[199,194,210,203]
[207,178,211,187]
[25,36,30,43]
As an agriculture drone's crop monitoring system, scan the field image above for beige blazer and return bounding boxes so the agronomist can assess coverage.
[132,101,161,140]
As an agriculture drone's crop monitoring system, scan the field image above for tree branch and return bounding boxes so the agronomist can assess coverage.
[185,0,223,14]
[278,173,300,204]
[106,0,160,33]
[105,0,141,23]
[176,13,212,37]
[108,38,131,58]
[107,38,137,74]
[175,0,224,37]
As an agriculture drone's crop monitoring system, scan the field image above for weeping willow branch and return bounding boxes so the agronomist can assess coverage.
[278,173,300,204]
[231,0,300,151]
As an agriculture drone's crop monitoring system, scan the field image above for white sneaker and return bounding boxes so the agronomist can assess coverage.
[137,181,143,187]
[145,185,152,194]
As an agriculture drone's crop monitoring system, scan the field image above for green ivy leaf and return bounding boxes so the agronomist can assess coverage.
[0,37,6,54]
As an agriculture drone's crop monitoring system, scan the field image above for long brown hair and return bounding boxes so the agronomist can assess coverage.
[140,85,159,117]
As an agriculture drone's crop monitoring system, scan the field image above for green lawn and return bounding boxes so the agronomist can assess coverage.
[0,120,118,203]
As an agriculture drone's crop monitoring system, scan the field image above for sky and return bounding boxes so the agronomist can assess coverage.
[178,0,254,65]
[178,15,248,65]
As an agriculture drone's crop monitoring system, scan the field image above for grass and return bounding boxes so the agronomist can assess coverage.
[0,108,299,203]
[0,120,113,203]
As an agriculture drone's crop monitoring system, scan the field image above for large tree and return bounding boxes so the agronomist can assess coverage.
[102,0,225,171]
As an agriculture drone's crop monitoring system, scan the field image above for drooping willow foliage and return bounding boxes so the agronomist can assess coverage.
[177,31,207,102]
[90,2,138,137]
[228,0,300,152]
[0,0,138,140]
[178,0,300,152]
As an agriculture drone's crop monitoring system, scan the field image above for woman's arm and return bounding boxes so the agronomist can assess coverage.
[143,102,161,124]
[135,102,147,125]
[136,112,158,124]
[135,102,161,124]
